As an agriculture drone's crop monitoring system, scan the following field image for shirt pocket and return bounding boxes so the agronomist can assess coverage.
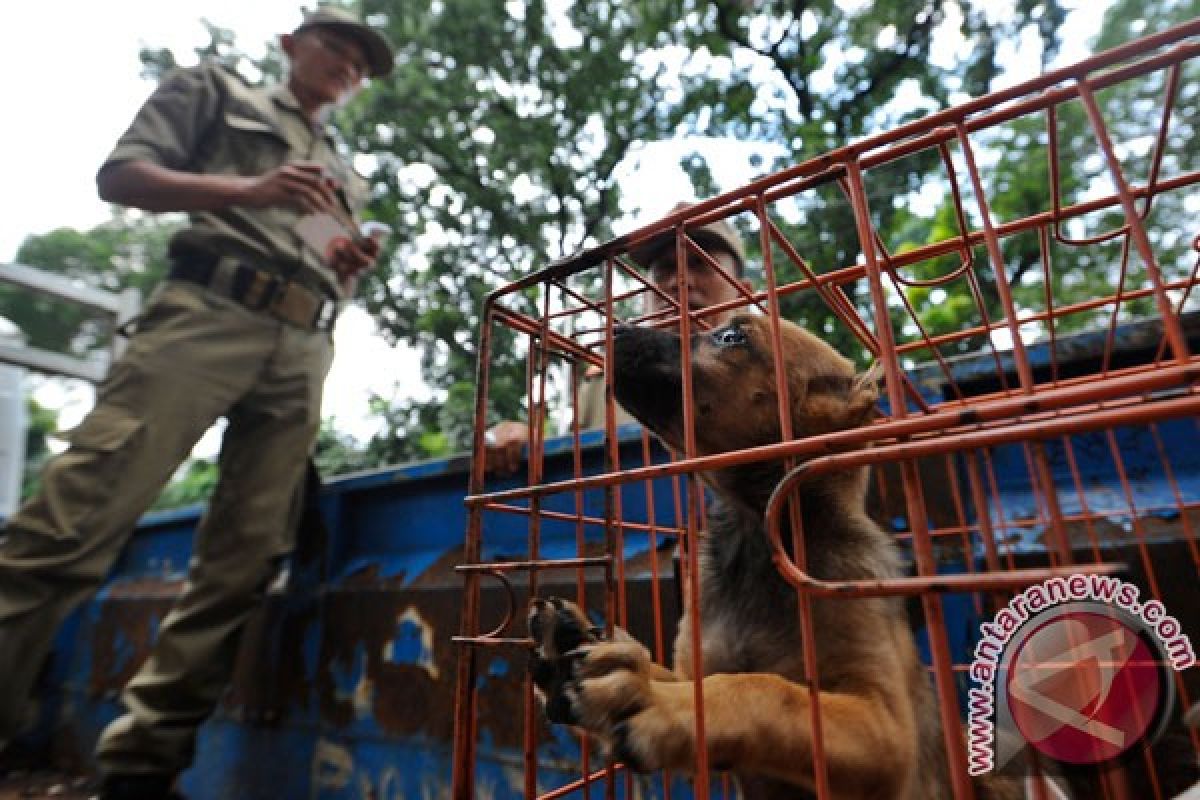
[207,106,291,176]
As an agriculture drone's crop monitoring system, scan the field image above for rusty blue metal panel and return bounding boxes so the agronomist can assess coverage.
[24,426,679,799]
[981,419,1200,553]
[890,314,1200,555]
[183,724,316,799]
[21,315,1200,798]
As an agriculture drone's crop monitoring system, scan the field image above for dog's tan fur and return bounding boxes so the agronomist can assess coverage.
[530,315,1019,799]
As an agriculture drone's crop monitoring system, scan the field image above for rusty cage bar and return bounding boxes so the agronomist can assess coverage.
[453,19,1200,800]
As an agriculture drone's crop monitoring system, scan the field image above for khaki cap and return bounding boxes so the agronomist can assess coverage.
[630,202,746,276]
[295,6,395,78]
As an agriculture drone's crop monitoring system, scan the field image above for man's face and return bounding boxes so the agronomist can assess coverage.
[645,247,747,328]
[284,28,370,107]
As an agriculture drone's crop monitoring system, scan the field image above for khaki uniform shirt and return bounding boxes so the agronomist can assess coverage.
[100,62,368,300]
[575,366,637,431]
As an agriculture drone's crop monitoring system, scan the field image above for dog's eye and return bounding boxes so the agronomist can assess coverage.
[713,327,747,346]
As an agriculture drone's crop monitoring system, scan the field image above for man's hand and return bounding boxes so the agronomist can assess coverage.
[328,225,387,293]
[328,235,380,281]
[237,162,340,214]
[484,420,529,476]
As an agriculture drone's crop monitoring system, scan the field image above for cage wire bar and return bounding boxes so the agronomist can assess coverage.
[453,18,1200,800]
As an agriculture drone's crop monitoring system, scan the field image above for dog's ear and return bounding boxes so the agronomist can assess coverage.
[792,361,881,435]
[846,361,883,426]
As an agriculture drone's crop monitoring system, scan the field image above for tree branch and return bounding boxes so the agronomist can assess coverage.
[837,1,943,131]
[713,0,814,119]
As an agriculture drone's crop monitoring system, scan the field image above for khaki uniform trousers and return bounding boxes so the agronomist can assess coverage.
[0,280,334,776]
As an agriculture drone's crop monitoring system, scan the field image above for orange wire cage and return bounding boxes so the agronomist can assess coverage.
[452,19,1200,800]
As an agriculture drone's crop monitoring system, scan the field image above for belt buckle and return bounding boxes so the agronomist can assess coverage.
[269,281,321,330]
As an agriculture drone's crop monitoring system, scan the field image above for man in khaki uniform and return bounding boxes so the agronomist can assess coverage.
[485,203,752,473]
[0,9,392,799]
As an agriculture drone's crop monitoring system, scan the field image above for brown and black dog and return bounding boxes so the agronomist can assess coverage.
[529,315,1023,799]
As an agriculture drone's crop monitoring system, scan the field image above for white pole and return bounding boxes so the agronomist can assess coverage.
[0,364,28,519]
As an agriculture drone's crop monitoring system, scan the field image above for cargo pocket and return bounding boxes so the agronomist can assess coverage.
[16,406,147,542]
[66,405,144,452]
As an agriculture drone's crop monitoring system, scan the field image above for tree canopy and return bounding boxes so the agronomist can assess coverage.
[342,0,1077,454]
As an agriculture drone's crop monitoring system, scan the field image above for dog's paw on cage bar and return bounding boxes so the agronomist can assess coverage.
[454,19,1200,800]
[528,597,601,725]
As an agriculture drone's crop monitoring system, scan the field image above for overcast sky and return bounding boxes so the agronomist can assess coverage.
[2,1,1111,453]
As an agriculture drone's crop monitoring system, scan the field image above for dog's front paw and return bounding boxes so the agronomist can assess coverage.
[568,643,694,772]
[567,640,655,728]
[527,597,601,724]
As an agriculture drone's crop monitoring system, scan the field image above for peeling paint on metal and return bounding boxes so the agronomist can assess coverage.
[384,607,438,679]
[312,737,354,791]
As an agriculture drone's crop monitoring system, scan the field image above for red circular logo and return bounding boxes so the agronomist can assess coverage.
[1005,610,1164,765]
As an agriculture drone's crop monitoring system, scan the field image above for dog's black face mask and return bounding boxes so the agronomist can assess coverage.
[612,323,684,434]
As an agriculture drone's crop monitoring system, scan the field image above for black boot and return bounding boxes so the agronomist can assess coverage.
[0,738,41,777]
[98,773,185,800]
